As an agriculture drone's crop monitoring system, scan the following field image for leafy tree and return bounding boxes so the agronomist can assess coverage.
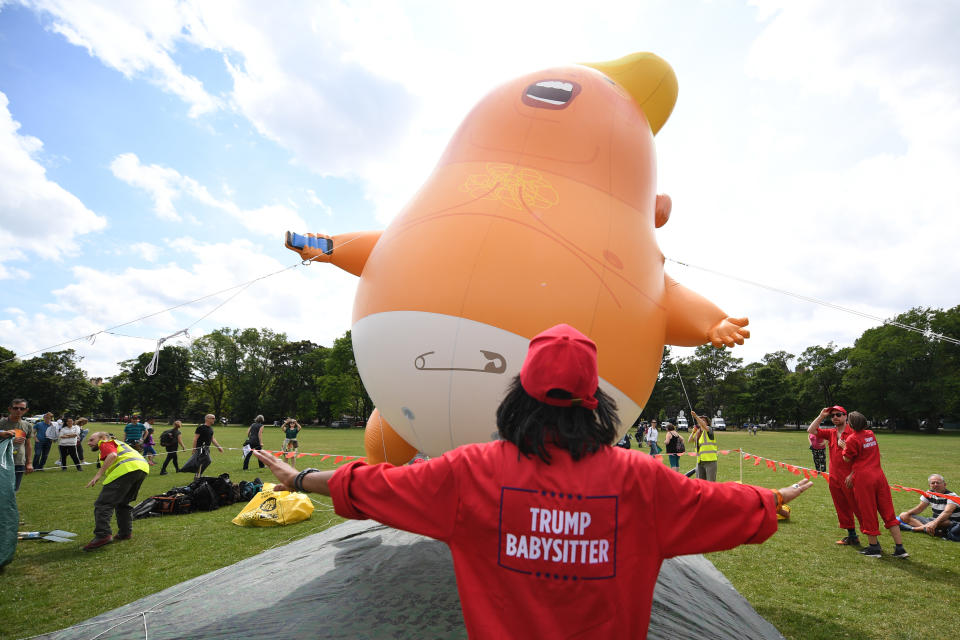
[14,350,91,414]
[116,346,192,420]
[0,346,20,405]
[684,345,742,419]
[644,347,688,424]
[190,330,234,418]
[264,339,324,420]
[797,343,849,407]
[222,328,288,422]
[843,307,957,431]
[321,331,371,422]
[97,381,119,420]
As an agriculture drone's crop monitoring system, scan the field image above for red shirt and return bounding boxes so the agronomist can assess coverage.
[98,440,118,461]
[843,430,883,476]
[816,426,855,479]
[330,441,778,639]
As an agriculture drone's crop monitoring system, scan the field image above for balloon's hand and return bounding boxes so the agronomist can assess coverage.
[708,317,750,348]
[286,232,333,262]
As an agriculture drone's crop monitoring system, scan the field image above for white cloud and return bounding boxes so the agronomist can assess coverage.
[128,242,161,263]
[25,0,220,117]
[0,91,107,271]
[0,237,358,376]
[110,152,309,235]
[655,0,960,363]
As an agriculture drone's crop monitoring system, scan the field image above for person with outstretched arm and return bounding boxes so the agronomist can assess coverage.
[808,406,862,545]
[254,323,812,639]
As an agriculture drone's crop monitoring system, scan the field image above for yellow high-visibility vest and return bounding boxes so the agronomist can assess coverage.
[101,439,149,484]
[697,430,718,463]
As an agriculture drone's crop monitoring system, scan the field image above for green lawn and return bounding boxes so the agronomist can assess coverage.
[3,426,958,640]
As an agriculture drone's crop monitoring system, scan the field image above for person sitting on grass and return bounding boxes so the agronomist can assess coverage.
[898,474,960,541]
[842,411,908,558]
[253,323,812,639]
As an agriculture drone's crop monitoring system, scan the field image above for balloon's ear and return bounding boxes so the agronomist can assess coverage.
[655,194,672,228]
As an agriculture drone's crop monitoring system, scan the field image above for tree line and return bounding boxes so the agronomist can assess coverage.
[645,306,960,432]
[2,306,958,430]
[0,328,371,425]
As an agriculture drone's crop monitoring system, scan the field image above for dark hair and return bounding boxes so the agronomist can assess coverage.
[496,375,619,464]
[848,411,868,431]
[10,398,27,407]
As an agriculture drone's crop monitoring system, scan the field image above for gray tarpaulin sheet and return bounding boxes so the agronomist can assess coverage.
[34,519,783,639]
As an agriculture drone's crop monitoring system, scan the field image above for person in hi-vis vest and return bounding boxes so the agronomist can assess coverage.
[689,411,718,482]
[83,432,150,551]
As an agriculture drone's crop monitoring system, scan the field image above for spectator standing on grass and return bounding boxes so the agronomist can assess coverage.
[808,406,861,546]
[0,398,33,491]
[83,432,149,551]
[193,414,224,475]
[842,411,908,559]
[689,411,718,481]
[808,430,827,472]
[33,413,54,470]
[124,415,146,451]
[159,420,185,475]
[664,423,684,471]
[57,417,82,471]
[243,414,266,470]
[281,418,302,468]
[645,420,660,456]
[898,474,960,541]
[76,418,89,463]
[252,323,813,639]
[33,413,53,469]
[142,427,157,466]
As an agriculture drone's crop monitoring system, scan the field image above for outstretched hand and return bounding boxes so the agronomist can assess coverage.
[707,317,750,348]
[285,231,333,263]
[779,479,813,504]
[252,449,298,490]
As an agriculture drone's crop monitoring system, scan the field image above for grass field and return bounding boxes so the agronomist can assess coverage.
[2,426,958,640]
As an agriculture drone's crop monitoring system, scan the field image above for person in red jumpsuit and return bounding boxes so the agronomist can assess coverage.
[842,411,908,559]
[254,324,812,638]
[808,405,862,545]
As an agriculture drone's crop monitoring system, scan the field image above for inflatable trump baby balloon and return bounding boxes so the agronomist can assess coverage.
[287,52,749,464]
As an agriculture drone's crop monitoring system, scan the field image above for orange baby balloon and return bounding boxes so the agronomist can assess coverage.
[287,52,749,462]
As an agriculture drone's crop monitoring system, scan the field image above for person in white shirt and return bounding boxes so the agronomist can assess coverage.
[57,417,83,471]
[645,420,660,456]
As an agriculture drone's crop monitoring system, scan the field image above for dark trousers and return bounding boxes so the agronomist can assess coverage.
[811,447,827,472]
[33,440,52,469]
[93,469,147,538]
[161,448,180,473]
[59,445,82,470]
[15,464,24,492]
[243,443,264,469]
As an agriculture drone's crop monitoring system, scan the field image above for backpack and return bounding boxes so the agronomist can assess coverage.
[159,429,175,448]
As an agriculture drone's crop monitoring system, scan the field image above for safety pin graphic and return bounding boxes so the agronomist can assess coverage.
[414,350,507,374]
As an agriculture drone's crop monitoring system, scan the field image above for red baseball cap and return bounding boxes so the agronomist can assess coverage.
[520,324,599,410]
[828,405,846,415]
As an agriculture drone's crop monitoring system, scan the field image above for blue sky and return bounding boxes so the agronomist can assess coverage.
[1,0,958,378]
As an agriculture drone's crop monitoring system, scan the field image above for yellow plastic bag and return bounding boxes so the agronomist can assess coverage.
[232,483,314,527]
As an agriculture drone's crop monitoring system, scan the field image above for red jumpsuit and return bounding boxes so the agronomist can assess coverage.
[330,440,779,639]
[843,429,897,536]
[817,426,860,530]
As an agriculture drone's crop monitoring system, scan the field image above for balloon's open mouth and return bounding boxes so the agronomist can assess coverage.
[522,80,580,109]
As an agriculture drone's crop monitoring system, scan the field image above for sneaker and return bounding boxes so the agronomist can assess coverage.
[82,536,114,551]
[159,471,167,476]
[859,545,882,558]
[836,536,860,546]
[116,533,132,541]
[892,547,909,558]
